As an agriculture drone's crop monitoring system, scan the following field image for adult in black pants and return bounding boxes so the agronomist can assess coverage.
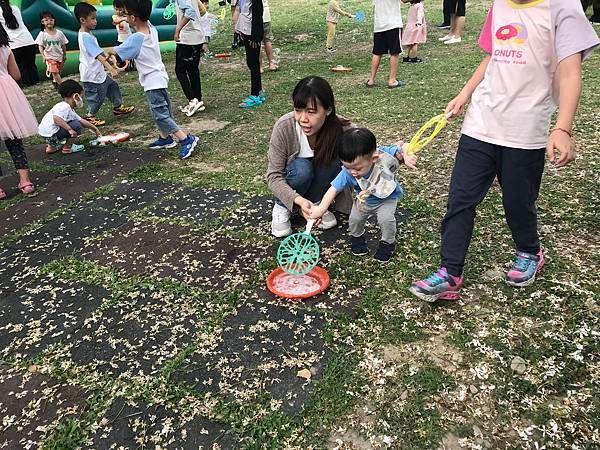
[235,0,264,108]
[437,0,451,29]
[582,0,600,23]
[0,0,38,86]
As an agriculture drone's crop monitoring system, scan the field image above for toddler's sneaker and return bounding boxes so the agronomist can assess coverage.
[374,241,395,264]
[350,235,368,256]
[326,47,337,53]
[148,136,177,150]
[271,203,292,238]
[318,210,337,230]
[438,34,454,42]
[179,134,199,159]
[409,267,463,302]
[505,249,544,287]
[113,104,135,115]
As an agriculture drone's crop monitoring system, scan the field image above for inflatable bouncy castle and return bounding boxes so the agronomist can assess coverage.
[11,0,177,74]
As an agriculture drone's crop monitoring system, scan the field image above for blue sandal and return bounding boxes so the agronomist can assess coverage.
[239,95,264,108]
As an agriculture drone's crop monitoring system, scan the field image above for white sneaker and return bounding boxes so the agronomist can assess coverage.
[179,102,192,114]
[438,35,454,42]
[271,203,292,237]
[186,98,206,117]
[444,36,462,44]
[318,210,337,230]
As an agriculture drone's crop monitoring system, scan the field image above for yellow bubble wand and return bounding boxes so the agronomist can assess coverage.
[402,113,451,155]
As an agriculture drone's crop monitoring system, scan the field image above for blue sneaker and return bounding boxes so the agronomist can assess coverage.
[179,134,199,160]
[505,249,544,287]
[409,267,464,302]
[148,136,177,150]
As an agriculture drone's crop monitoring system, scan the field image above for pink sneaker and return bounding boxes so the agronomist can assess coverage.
[505,249,544,287]
[409,267,464,302]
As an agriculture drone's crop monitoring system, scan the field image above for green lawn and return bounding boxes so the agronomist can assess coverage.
[12,0,600,448]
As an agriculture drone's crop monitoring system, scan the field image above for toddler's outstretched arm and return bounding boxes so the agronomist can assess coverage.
[309,186,339,219]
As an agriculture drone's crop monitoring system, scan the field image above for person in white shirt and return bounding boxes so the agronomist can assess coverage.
[110,0,199,160]
[75,2,135,127]
[365,0,405,89]
[38,80,101,154]
[35,11,69,88]
[174,0,206,117]
[0,0,38,85]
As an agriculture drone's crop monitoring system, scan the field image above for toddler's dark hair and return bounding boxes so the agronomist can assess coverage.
[337,128,377,163]
[410,0,422,3]
[39,11,55,29]
[58,79,84,98]
[74,2,96,22]
[113,0,125,8]
[124,0,153,21]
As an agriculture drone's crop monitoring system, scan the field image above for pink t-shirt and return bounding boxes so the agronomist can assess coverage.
[462,0,599,149]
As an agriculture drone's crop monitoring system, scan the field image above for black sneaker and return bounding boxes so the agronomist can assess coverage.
[402,56,410,62]
[374,241,395,264]
[351,235,368,256]
[436,22,451,29]
[406,57,423,64]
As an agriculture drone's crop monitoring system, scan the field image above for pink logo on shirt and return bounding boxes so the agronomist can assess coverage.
[495,23,528,45]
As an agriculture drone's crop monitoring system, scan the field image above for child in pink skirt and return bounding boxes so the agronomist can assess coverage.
[402,0,427,63]
[0,23,38,199]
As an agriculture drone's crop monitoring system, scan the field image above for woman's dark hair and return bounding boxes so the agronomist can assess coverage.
[0,22,9,47]
[58,79,83,98]
[0,0,19,30]
[337,128,377,163]
[74,2,96,21]
[292,76,350,167]
[124,0,152,21]
[39,11,55,30]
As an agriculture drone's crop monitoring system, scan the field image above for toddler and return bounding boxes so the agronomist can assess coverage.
[326,0,354,53]
[35,11,68,88]
[309,128,417,263]
[38,79,101,154]
[0,23,37,198]
[401,0,427,63]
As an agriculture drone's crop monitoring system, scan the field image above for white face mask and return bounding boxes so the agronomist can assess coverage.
[74,94,84,109]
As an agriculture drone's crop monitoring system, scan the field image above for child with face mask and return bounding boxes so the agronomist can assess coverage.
[38,79,101,154]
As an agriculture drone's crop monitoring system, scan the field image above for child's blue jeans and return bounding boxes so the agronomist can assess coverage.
[145,88,180,136]
[441,134,545,276]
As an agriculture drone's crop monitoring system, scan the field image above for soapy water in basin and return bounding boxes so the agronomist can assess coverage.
[272,273,322,296]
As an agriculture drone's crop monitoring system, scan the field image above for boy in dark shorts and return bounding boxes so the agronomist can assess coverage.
[365,0,405,89]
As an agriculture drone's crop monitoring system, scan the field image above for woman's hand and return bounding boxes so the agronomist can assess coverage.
[403,153,418,170]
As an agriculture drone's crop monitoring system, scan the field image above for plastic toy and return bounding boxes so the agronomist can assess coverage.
[214,52,232,59]
[89,132,130,146]
[402,113,451,155]
[266,266,330,300]
[355,10,365,23]
[330,65,352,73]
[276,219,319,276]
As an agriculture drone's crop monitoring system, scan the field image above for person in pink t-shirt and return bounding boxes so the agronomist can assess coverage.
[410,0,599,302]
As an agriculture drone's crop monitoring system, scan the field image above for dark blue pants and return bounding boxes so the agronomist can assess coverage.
[441,135,545,276]
[277,157,342,207]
